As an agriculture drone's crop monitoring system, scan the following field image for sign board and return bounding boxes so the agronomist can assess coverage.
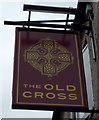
[12,27,88,111]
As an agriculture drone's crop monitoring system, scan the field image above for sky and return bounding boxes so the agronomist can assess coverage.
[0,1,78,119]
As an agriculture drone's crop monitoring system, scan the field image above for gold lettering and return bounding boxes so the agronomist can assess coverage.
[36,85,41,89]
[44,84,54,90]
[56,85,64,91]
[69,94,77,100]
[58,93,67,99]
[24,84,28,88]
[29,84,35,88]
[35,92,44,98]
[23,91,32,98]
[67,85,76,91]
[46,93,56,99]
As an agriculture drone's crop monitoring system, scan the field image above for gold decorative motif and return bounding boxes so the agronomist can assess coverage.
[24,38,74,77]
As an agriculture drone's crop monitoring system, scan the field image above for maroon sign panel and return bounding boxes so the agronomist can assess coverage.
[12,27,88,111]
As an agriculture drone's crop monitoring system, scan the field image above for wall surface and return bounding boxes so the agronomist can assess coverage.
[72,1,99,120]
[83,2,99,119]
[91,2,99,110]
[96,2,99,110]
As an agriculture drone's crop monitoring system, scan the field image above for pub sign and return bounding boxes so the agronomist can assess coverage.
[12,27,88,111]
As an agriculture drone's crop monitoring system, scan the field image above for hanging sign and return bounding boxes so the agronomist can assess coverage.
[12,27,88,111]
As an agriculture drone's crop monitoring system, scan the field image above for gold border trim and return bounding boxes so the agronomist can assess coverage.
[16,32,21,103]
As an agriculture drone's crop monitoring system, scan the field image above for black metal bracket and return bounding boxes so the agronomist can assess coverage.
[89,15,97,61]
[4,4,90,31]
[4,20,90,30]
[85,3,96,61]
[23,4,77,14]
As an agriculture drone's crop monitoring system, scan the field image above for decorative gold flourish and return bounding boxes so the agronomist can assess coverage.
[24,38,74,77]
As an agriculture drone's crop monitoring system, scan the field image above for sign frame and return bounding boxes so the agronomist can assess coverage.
[12,27,88,111]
